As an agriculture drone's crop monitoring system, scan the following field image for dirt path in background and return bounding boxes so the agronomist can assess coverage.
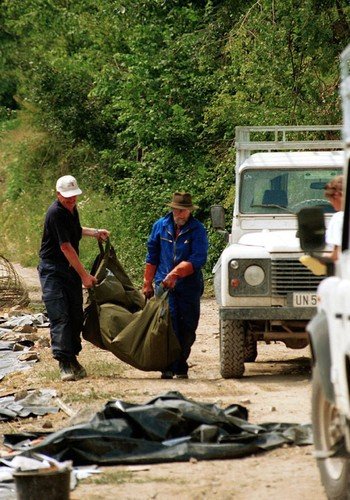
[2,265,326,500]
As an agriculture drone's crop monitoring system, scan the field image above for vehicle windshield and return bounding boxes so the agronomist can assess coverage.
[240,168,340,214]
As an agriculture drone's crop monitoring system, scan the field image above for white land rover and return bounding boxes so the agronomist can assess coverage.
[211,125,343,378]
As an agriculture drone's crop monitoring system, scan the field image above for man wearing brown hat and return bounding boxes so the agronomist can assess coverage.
[143,192,208,379]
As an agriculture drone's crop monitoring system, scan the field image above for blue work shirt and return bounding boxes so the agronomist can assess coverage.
[145,212,208,289]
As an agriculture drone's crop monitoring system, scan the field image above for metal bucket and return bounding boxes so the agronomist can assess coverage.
[13,467,71,500]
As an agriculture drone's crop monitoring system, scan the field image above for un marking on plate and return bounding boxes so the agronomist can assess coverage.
[293,292,317,307]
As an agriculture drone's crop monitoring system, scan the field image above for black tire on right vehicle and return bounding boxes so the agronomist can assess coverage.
[312,364,350,499]
[220,319,245,378]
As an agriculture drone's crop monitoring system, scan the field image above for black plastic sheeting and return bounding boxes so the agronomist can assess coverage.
[4,392,312,465]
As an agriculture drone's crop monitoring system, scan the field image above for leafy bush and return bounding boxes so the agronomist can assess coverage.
[0,0,349,289]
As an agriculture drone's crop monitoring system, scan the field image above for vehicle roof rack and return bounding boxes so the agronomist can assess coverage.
[235,125,342,168]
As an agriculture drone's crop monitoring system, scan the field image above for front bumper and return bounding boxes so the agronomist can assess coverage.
[219,306,316,321]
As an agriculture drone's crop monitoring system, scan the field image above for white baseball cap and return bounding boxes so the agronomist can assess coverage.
[56,175,82,198]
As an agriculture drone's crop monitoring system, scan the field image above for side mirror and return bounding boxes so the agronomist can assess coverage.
[297,207,326,252]
[210,205,229,242]
[210,205,226,230]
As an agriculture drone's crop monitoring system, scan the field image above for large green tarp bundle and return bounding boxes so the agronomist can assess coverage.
[82,240,181,371]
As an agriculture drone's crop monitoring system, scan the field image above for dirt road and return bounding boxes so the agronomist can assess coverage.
[4,266,326,499]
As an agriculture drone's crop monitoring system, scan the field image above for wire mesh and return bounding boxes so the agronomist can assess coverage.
[0,256,29,308]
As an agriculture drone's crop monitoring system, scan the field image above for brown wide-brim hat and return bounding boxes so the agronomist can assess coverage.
[167,192,198,211]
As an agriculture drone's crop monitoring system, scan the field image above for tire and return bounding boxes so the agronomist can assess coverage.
[220,319,245,378]
[244,330,258,362]
[312,365,350,499]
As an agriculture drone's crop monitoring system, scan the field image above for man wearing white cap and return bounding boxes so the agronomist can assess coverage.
[38,175,110,381]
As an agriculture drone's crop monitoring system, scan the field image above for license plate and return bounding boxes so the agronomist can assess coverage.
[293,292,317,307]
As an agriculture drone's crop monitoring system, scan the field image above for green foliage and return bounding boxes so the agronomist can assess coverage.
[206,0,348,135]
[0,77,18,110]
[0,0,349,288]
[0,114,19,132]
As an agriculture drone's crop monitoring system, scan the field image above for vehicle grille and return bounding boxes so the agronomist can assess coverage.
[271,259,322,296]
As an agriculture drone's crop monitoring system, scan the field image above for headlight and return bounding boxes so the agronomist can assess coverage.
[228,258,270,296]
[244,265,265,286]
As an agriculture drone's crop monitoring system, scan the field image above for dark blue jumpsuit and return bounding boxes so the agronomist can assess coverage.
[38,200,84,362]
[145,212,208,375]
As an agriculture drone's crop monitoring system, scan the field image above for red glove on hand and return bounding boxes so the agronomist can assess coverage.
[142,263,156,299]
[162,273,177,289]
[162,261,194,289]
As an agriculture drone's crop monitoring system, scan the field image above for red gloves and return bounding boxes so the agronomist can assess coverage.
[162,261,194,289]
[142,263,156,299]
[143,261,194,296]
